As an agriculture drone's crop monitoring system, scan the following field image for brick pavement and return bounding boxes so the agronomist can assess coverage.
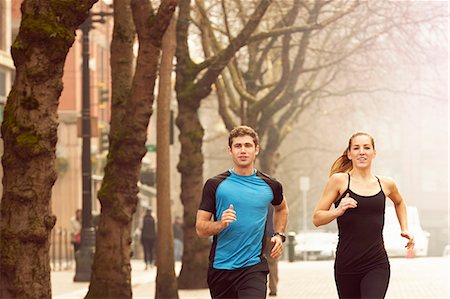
[52,257,449,299]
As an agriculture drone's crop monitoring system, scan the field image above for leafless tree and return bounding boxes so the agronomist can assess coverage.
[86,0,177,297]
[175,0,271,288]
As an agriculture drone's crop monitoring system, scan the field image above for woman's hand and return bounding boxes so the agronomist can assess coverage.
[401,231,415,250]
[335,193,358,217]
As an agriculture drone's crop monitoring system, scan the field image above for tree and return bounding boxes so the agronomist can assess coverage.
[202,1,445,175]
[175,0,272,288]
[174,0,446,287]
[0,0,98,298]
[86,0,177,297]
[202,0,359,174]
[155,15,178,299]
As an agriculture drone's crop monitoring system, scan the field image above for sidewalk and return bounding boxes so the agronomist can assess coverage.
[52,257,449,299]
[52,260,209,299]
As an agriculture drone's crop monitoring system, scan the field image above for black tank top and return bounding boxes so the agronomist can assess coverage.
[334,174,389,274]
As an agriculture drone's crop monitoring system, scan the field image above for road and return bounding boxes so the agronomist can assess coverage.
[53,257,449,298]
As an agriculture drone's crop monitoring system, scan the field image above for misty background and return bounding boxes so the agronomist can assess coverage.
[195,5,448,256]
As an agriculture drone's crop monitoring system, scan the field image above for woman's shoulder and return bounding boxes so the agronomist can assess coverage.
[376,175,396,186]
[329,172,349,188]
[328,173,349,197]
[376,175,398,194]
[330,172,348,183]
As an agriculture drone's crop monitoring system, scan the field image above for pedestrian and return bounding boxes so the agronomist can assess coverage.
[173,216,183,261]
[196,125,289,299]
[141,208,156,270]
[69,209,82,253]
[264,205,279,296]
[312,132,415,299]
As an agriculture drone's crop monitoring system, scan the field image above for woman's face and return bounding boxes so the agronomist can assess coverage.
[347,134,376,169]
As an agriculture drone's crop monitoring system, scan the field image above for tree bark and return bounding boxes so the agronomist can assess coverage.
[155,15,178,299]
[86,1,176,298]
[0,1,97,298]
[85,0,135,297]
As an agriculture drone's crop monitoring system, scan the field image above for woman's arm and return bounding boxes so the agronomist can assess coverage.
[383,177,415,249]
[313,173,357,227]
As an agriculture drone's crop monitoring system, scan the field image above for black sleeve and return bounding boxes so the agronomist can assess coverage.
[198,178,217,214]
[256,171,284,206]
[270,181,284,206]
[198,172,230,216]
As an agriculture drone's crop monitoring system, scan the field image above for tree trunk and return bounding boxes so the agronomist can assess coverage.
[175,102,211,289]
[175,0,272,288]
[86,1,176,298]
[85,0,135,297]
[155,15,178,299]
[258,128,281,175]
[0,1,97,298]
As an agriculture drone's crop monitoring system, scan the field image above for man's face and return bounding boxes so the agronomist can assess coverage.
[228,135,259,168]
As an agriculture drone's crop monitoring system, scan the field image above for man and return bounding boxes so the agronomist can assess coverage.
[141,208,156,270]
[70,209,82,253]
[196,125,289,299]
[173,216,183,261]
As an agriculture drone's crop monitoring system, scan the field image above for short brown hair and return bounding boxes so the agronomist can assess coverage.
[228,125,259,147]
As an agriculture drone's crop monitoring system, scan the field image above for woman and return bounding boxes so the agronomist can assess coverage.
[313,132,414,299]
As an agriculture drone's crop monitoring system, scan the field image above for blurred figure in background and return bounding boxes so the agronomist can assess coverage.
[313,132,414,299]
[70,209,82,253]
[173,216,183,262]
[141,208,156,270]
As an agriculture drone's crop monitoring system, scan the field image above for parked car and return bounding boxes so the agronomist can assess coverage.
[294,231,338,260]
[383,206,430,257]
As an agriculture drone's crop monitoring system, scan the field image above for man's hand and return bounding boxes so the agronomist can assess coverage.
[220,204,236,228]
[270,235,283,259]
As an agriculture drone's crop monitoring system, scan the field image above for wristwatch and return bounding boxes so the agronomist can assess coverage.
[273,232,286,243]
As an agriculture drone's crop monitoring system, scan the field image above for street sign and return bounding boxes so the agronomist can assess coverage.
[299,176,310,192]
[146,144,157,152]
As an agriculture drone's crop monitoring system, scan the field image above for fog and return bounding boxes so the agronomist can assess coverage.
[276,27,448,256]
[200,5,448,256]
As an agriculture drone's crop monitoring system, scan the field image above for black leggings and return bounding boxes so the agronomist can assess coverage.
[335,264,390,299]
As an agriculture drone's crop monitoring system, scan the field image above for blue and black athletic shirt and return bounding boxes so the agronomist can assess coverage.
[199,169,284,270]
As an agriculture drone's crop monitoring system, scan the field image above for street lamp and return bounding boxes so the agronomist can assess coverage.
[299,176,310,261]
[74,10,112,282]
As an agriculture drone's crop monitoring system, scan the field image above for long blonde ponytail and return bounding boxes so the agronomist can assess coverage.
[329,132,375,177]
[329,151,352,176]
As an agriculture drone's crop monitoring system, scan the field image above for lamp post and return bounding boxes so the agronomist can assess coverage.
[299,176,310,261]
[74,10,112,282]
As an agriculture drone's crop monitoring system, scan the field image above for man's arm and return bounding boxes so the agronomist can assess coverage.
[269,199,288,259]
[273,199,288,235]
[195,205,236,238]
